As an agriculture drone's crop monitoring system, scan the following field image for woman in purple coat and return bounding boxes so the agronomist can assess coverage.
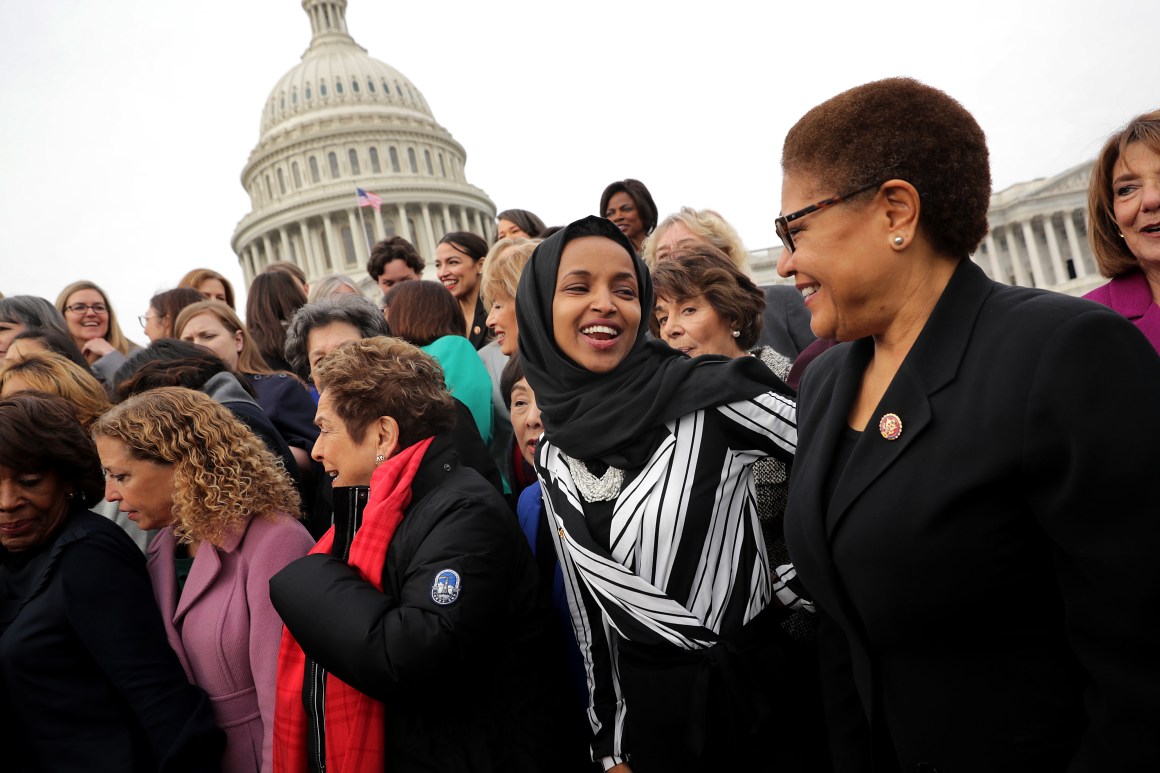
[94,387,314,773]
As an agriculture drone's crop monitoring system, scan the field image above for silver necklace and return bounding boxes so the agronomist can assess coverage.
[563,454,625,502]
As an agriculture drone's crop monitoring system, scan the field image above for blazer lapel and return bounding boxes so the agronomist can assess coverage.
[147,527,194,678]
[174,539,221,624]
[825,259,992,539]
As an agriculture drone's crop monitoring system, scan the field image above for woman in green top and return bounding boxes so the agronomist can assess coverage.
[384,280,494,444]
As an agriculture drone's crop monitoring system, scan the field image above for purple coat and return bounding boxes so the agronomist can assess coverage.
[1084,270,1160,354]
[148,513,314,773]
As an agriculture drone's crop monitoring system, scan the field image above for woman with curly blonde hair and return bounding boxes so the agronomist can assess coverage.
[93,387,314,773]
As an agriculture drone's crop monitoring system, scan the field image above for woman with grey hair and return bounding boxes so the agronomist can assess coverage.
[283,294,389,387]
[0,295,70,358]
[306,274,363,304]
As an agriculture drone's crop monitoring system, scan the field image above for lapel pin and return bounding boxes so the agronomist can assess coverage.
[878,412,902,441]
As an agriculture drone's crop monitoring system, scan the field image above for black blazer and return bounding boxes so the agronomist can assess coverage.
[0,509,223,772]
[784,260,1160,773]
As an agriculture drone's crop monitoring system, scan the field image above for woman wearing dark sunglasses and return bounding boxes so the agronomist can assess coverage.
[778,78,1160,772]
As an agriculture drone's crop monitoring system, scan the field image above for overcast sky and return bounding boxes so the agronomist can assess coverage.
[1,0,1154,324]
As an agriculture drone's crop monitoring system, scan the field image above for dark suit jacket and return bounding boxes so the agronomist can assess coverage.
[784,259,1160,773]
[760,284,816,358]
[0,509,224,772]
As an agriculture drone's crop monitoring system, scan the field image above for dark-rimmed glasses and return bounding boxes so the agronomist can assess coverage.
[65,303,108,315]
[775,180,882,254]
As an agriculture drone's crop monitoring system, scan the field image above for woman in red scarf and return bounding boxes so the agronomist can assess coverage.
[269,336,565,773]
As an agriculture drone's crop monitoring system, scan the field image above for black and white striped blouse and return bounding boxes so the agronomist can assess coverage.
[536,390,800,767]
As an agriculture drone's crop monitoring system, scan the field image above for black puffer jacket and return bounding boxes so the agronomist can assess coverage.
[270,434,562,772]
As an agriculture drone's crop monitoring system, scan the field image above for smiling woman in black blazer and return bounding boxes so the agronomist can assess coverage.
[777,78,1160,773]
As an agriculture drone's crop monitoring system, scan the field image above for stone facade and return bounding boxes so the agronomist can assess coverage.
[231,0,495,292]
[974,160,1102,297]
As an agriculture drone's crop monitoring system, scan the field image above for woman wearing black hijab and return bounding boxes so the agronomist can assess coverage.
[516,216,818,772]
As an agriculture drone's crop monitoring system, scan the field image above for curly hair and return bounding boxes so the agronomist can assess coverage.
[648,244,766,349]
[92,387,301,546]
[0,352,111,429]
[481,237,541,308]
[179,268,236,309]
[313,336,455,449]
[1087,109,1160,278]
[55,280,137,356]
[0,392,105,506]
[641,207,750,273]
[782,77,991,259]
[174,300,275,376]
[367,236,424,281]
[383,280,463,346]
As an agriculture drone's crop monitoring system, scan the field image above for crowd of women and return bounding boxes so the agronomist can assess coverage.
[1,79,1159,773]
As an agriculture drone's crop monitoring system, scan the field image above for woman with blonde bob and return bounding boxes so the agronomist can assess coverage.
[1084,109,1160,353]
[93,387,314,773]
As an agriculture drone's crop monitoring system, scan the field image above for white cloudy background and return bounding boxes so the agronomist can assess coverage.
[1,0,1154,320]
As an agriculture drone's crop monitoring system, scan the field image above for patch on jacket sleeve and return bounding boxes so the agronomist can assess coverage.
[430,569,461,605]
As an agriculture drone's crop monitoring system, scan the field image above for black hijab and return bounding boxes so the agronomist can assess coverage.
[516,215,791,468]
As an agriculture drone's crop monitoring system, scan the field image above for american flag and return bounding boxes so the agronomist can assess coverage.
[356,187,383,212]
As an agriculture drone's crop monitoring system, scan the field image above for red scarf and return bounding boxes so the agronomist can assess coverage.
[273,437,434,773]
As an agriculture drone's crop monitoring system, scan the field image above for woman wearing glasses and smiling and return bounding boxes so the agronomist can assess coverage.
[778,78,1160,771]
[54,280,139,387]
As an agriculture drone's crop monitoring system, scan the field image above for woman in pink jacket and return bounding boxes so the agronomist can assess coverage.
[94,386,314,773]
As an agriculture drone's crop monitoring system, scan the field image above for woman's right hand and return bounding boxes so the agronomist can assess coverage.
[82,337,115,359]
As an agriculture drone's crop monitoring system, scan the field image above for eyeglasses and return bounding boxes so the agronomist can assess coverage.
[65,303,108,315]
[775,180,882,254]
[138,314,162,327]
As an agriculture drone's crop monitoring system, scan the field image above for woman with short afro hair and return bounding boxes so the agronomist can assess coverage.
[779,77,1160,771]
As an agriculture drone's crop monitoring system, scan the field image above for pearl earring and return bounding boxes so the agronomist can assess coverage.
[893,236,905,246]
[731,330,740,338]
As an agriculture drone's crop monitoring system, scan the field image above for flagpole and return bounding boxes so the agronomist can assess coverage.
[354,190,373,257]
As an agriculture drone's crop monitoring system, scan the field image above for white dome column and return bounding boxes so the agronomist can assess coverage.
[441,203,453,238]
[322,213,340,271]
[395,203,412,244]
[458,207,469,232]
[1041,214,1069,283]
[1019,220,1049,287]
[373,207,386,242]
[262,234,276,270]
[420,204,437,258]
[983,233,1005,284]
[350,209,370,268]
[279,227,293,267]
[1062,211,1089,278]
[1001,226,1031,287]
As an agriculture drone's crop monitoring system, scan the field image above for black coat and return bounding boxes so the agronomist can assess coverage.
[785,259,1160,772]
[0,509,224,772]
[270,435,561,772]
